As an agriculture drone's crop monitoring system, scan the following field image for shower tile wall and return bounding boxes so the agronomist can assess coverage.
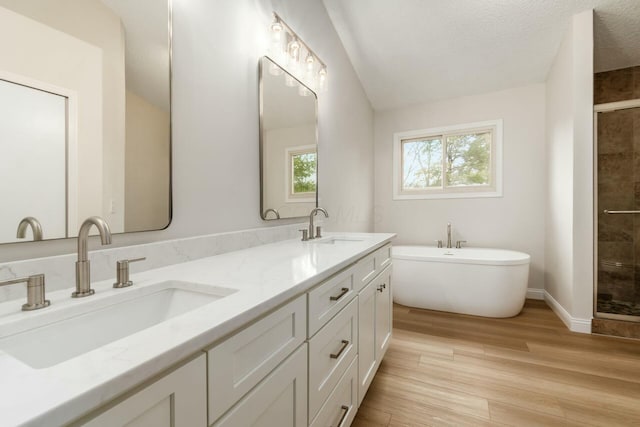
[594,66,640,103]
[595,66,640,310]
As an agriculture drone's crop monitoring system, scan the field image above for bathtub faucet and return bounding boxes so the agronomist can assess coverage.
[447,223,452,248]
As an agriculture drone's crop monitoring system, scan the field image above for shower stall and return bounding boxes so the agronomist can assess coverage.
[595,99,640,322]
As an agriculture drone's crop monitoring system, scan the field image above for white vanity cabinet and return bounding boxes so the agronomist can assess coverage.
[72,240,393,427]
[356,246,392,406]
[80,354,207,427]
[80,295,308,427]
[308,242,393,425]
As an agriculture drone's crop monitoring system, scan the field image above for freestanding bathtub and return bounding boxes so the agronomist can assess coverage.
[392,246,530,318]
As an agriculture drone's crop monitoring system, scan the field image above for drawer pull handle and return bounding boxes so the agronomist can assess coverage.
[330,340,349,359]
[377,283,386,292]
[330,287,349,301]
[334,405,349,427]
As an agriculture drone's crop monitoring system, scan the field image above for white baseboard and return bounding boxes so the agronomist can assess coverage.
[526,288,545,300]
[543,291,592,334]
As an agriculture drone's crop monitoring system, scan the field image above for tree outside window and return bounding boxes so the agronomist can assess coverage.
[445,132,491,187]
[292,151,317,194]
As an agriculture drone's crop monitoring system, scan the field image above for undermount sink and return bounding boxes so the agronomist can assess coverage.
[0,280,236,369]
[313,236,364,245]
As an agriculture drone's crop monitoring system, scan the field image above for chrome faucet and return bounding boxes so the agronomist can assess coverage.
[308,207,329,239]
[447,222,452,249]
[16,217,43,241]
[73,216,112,298]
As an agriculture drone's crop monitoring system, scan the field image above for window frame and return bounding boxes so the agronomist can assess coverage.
[285,144,317,203]
[392,119,503,200]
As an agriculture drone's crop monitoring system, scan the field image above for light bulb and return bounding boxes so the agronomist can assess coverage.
[269,19,284,58]
[288,40,300,60]
[306,54,315,71]
[287,39,301,76]
[318,67,327,92]
[270,21,283,42]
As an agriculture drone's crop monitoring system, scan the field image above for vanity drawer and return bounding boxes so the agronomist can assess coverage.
[308,267,356,337]
[375,243,392,272]
[353,251,377,292]
[353,243,392,292]
[213,344,308,427]
[308,297,358,420]
[310,356,358,427]
[213,345,307,427]
[207,295,306,424]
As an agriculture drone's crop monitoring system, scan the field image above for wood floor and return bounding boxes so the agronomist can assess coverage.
[353,300,640,427]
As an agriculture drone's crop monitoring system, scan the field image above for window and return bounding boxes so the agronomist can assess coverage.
[393,120,502,199]
[286,145,316,202]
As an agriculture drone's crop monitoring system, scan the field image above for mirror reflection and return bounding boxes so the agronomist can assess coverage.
[0,0,171,244]
[260,56,317,220]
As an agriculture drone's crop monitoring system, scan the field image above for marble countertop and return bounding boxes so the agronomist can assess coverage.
[0,232,394,426]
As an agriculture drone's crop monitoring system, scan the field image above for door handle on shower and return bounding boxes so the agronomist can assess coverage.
[604,210,640,214]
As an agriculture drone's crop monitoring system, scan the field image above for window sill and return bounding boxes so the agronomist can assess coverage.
[393,190,503,200]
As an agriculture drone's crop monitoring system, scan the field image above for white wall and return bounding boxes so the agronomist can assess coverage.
[124,91,171,232]
[545,26,575,313]
[374,84,547,290]
[0,0,375,262]
[545,10,594,329]
[571,11,595,322]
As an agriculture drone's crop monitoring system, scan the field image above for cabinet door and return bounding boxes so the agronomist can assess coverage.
[208,295,306,423]
[375,267,392,359]
[214,344,308,427]
[82,355,207,427]
[357,278,376,406]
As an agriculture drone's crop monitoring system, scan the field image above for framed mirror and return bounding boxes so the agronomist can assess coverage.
[259,56,318,220]
[0,0,171,244]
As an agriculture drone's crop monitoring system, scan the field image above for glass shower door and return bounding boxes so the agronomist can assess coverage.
[596,105,640,320]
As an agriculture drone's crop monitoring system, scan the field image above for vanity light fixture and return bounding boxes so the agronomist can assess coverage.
[268,13,328,93]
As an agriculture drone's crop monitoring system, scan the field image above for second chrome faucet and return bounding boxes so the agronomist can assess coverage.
[308,207,328,240]
[300,207,329,241]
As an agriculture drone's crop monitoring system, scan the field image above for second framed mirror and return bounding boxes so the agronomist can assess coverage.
[259,56,318,220]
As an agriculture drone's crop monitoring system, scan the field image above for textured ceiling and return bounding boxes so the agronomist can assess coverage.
[323,0,640,110]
